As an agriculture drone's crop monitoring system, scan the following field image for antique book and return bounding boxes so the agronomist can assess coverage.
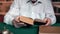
[20,16,46,25]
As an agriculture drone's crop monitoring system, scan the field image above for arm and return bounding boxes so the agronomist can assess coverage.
[44,0,56,25]
[4,0,20,25]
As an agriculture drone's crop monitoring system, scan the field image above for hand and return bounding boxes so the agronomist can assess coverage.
[43,18,51,26]
[12,16,27,28]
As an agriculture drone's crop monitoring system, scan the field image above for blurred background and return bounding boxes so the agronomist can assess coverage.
[0,0,60,23]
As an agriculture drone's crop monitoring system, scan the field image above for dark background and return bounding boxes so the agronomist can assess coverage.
[52,0,60,23]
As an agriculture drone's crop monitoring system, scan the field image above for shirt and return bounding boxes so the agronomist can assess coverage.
[4,0,56,25]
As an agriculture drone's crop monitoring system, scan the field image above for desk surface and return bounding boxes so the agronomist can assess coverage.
[39,23,60,34]
[39,26,60,33]
[0,22,39,34]
[0,22,60,34]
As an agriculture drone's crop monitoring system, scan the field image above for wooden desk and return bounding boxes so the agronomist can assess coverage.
[40,33,60,34]
[39,26,60,34]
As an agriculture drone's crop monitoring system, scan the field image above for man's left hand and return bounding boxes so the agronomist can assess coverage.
[43,18,51,26]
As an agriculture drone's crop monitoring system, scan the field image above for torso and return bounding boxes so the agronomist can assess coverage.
[19,0,45,20]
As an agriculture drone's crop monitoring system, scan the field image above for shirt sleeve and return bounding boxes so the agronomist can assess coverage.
[4,0,20,25]
[44,0,56,25]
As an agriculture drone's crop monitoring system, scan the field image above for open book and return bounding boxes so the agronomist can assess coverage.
[20,16,46,25]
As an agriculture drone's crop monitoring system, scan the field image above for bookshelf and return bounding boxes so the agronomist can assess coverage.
[0,0,13,15]
[0,0,13,22]
[52,0,60,23]
[53,2,60,15]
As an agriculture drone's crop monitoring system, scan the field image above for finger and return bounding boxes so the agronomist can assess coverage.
[45,20,51,26]
[18,22,27,26]
[15,16,20,22]
[19,23,24,24]
[45,22,50,26]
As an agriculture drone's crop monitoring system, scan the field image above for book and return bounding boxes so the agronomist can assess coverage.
[20,16,46,25]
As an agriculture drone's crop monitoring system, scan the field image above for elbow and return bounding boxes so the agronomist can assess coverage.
[51,17,56,25]
[4,14,13,25]
[4,15,9,24]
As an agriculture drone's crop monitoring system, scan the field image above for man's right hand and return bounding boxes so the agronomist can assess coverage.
[12,16,27,28]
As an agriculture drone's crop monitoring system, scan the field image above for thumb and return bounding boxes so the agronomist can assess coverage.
[43,18,48,23]
[15,16,20,22]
